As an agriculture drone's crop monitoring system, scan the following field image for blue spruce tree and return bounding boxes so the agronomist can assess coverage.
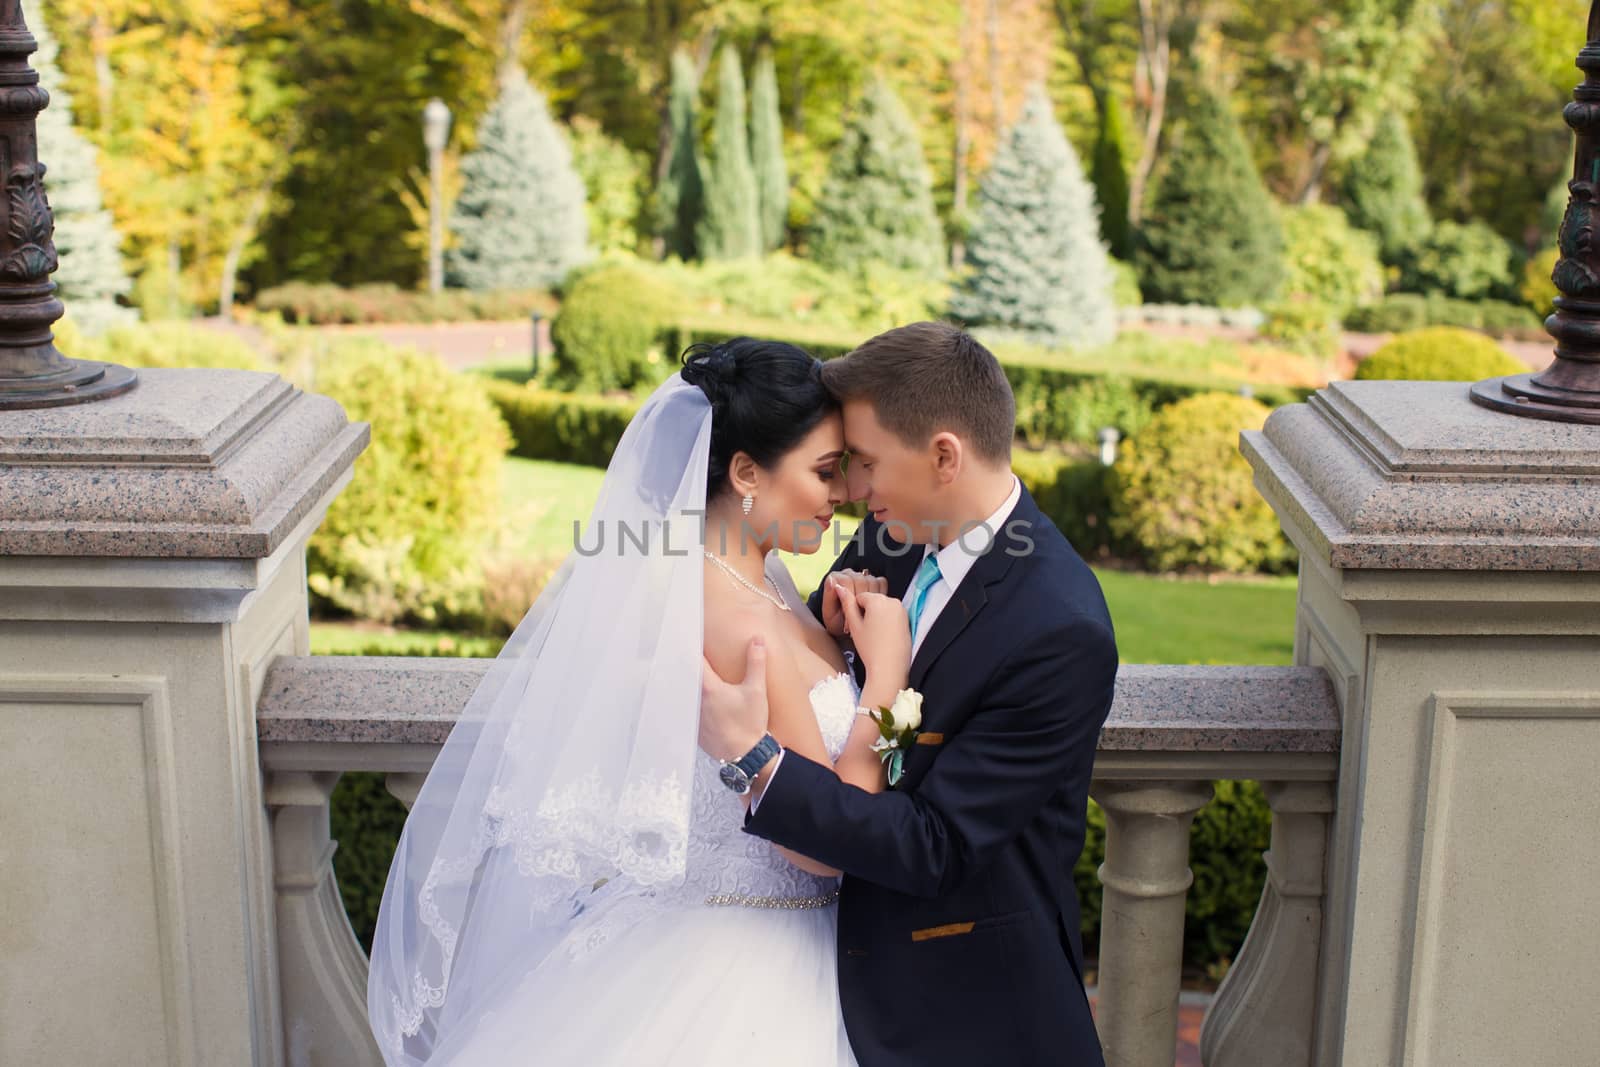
[952,86,1117,348]
[35,7,134,333]
[446,74,591,290]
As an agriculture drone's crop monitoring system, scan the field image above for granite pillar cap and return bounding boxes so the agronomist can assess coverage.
[1242,380,1600,571]
[0,367,369,558]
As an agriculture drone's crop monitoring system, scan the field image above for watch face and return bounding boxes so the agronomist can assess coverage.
[719,763,751,794]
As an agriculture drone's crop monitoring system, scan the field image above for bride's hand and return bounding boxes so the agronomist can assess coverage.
[837,584,911,683]
[821,569,887,637]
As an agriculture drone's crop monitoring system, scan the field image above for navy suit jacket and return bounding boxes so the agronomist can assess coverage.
[744,483,1117,1067]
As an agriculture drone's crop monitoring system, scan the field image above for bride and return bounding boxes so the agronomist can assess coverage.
[367,337,913,1065]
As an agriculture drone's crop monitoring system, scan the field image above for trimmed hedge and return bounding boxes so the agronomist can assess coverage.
[1355,327,1527,381]
[330,771,409,950]
[1344,293,1542,336]
[1011,447,1125,559]
[1014,374,1155,450]
[1261,298,1340,360]
[483,379,1128,560]
[484,380,638,467]
[664,317,1308,438]
[256,282,554,325]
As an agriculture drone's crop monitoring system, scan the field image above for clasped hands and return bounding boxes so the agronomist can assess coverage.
[698,569,910,764]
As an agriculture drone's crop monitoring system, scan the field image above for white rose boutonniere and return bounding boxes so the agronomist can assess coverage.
[889,688,923,730]
[862,687,924,786]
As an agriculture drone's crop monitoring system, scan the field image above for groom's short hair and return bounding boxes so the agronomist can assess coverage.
[821,320,1014,464]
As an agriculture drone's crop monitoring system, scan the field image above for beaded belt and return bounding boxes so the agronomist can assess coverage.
[704,889,840,910]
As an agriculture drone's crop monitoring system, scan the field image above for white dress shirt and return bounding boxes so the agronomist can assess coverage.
[906,473,1021,660]
[750,474,1023,814]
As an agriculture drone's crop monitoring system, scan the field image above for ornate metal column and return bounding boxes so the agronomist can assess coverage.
[1473,2,1600,422]
[0,0,135,410]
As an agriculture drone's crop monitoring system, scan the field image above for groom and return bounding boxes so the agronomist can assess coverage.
[700,321,1118,1067]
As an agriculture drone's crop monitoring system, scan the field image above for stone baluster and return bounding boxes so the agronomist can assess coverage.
[265,770,382,1067]
[385,771,428,811]
[1199,780,1336,1067]
[1091,779,1215,1067]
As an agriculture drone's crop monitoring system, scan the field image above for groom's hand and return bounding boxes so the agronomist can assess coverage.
[699,636,772,762]
[820,569,888,637]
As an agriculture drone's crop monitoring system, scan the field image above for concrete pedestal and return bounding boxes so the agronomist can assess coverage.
[1243,380,1600,1067]
[0,368,367,1065]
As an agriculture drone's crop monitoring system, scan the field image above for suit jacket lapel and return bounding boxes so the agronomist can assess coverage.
[908,584,983,689]
[906,485,1041,691]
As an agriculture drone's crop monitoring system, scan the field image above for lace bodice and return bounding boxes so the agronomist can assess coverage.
[555,667,859,962]
[677,669,859,904]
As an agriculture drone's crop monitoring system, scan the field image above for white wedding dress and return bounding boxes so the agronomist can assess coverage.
[426,669,865,1066]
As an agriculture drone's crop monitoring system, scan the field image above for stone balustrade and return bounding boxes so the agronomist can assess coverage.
[256,655,1341,1067]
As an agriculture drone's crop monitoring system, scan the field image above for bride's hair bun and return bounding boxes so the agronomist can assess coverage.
[680,341,739,406]
[677,337,837,501]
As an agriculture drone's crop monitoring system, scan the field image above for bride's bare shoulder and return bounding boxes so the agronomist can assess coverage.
[704,599,774,670]
[703,600,807,697]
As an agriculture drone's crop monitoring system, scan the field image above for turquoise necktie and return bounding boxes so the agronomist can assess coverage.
[906,552,943,641]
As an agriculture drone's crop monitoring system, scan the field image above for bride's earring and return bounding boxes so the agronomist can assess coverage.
[741,493,755,516]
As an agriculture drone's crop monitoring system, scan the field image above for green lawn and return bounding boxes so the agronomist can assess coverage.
[312,456,1297,666]
[497,454,611,560]
[1096,568,1296,666]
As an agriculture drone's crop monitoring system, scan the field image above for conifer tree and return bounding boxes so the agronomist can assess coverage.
[446,74,591,290]
[34,8,134,332]
[1341,111,1432,265]
[952,86,1117,348]
[1090,92,1134,260]
[656,49,705,260]
[1136,89,1285,308]
[697,46,762,260]
[750,47,789,253]
[808,77,944,274]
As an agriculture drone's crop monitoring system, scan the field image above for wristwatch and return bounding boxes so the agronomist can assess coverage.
[719,733,782,795]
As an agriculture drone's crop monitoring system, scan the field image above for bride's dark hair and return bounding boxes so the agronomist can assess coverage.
[679,337,838,501]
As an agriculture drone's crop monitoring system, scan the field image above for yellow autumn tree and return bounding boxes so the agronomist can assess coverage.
[45,0,293,315]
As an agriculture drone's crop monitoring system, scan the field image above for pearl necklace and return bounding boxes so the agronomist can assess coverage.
[702,550,791,611]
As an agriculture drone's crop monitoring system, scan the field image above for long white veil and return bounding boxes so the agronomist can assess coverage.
[366,372,713,1065]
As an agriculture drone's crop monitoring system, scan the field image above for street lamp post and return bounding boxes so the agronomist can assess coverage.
[423,97,452,295]
[1471,1,1600,423]
[0,1,135,410]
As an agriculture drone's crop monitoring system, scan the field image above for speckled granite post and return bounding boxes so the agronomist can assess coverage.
[1221,379,1600,1067]
[0,366,368,1066]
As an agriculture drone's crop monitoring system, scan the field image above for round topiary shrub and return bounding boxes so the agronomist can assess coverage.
[1355,327,1527,381]
[302,338,511,624]
[550,262,679,391]
[1520,246,1560,319]
[1108,392,1294,574]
